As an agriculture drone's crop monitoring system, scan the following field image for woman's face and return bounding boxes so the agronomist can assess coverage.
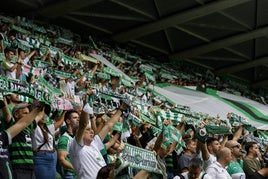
[83,125,95,145]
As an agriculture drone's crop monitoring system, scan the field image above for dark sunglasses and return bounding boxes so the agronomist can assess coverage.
[231,144,241,149]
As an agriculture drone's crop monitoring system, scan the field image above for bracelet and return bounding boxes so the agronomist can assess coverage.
[16,62,22,65]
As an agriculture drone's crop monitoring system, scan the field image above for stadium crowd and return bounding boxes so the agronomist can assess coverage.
[0,14,268,179]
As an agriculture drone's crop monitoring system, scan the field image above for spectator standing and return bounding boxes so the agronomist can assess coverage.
[17,48,36,81]
[0,94,21,131]
[206,147,232,179]
[199,137,221,170]
[58,110,79,179]
[243,141,268,179]
[225,140,246,179]
[9,103,44,179]
[1,47,20,79]
[177,138,198,173]
[0,104,44,179]
[69,101,126,178]
[32,110,65,179]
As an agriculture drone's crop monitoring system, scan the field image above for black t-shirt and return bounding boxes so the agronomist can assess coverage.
[0,130,13,179]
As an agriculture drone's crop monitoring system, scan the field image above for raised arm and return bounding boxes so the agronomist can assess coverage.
[88,114,97,133]
[23,50,36,65]
[98,109,123,141]
[133,170,150,179]
[1,97,12,124]
[232,126,243,141]
[198,141,210,161]
[7,107,44,138]
[75,72,88,84]
[75,109,89,144]
[176,117,186,137]
[3,60,19,72]
[220,135,228,148]
[167,141,178,155]
[105,132,120,149]
[43,50,54,64]
[95,115,106,135]
[53,111,66,130]
[90,62,99,76]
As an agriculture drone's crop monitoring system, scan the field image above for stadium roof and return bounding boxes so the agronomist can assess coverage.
[2,0,268,90]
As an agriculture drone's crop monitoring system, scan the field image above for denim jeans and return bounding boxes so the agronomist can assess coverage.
[33,151,57,179]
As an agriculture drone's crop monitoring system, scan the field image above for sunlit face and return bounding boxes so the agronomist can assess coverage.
[231,143,242,158]
[83,125,94,145]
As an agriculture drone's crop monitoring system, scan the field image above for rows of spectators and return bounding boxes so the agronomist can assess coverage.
[0,14,268,179]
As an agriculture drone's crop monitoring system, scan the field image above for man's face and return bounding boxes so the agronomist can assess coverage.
[189,167,202,179]
[187,141,197,154]
[6,51,14,61]
[231,143,242,158]
[111,77,120,85]
[19,51,26,59]
[67,112,79,128]
[250,144,260,157]
[211,140,221,154]
[14,107,29,121]
[9,94,20,103]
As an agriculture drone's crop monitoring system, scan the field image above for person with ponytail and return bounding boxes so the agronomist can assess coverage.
[32,110,66,179]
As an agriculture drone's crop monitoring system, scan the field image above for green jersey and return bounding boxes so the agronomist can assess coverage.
[9,121,36,170]
[227,160,246,179]
[58,132,76,176]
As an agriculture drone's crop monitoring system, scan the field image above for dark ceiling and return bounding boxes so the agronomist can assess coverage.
[2,0,268,90]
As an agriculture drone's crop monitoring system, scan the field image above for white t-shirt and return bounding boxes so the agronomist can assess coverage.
[69,135,106,179]
[203,154,217,170]
[206,161,231,179]
[2,60,16,79]
[173,171,212,179]
[23,57,30,65]
[32,124,55,151]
